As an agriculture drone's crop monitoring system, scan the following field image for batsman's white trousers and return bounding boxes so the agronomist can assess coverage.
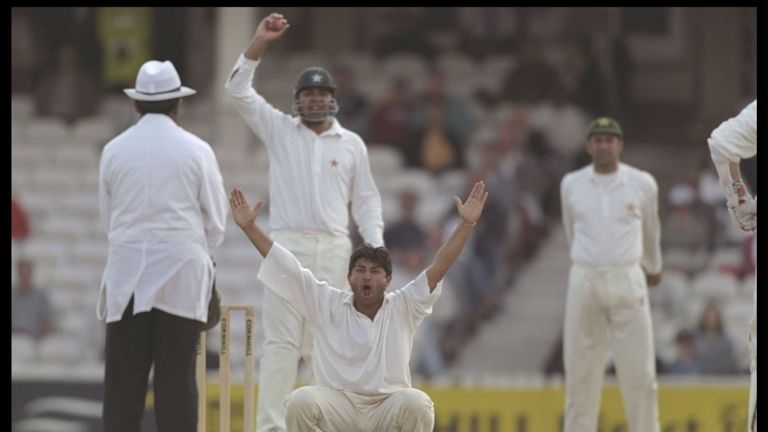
[748,253,756,432]
[563,263,660,432]
[285,386,434,432]
[257,230,352,432]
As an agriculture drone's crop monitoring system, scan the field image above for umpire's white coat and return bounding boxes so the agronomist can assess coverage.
[97,113,228,323]
[560,162,662,432]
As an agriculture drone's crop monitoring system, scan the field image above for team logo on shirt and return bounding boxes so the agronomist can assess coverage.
[331,159,339,168]
[625,202,638,217]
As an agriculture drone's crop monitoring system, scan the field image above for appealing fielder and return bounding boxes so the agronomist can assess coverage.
[229,181,487,432]
[560,117,663,431]
[707,99,756,431]
[225,13,384,431]
[98,60,228,431]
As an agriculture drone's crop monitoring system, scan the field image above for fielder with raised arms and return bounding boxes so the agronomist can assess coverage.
[230,182,487,432]
[225,12,385,431]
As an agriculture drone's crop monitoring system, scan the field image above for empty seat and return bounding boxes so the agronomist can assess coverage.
[650,269,690,320]
[437,52,475,78]
[380,194,399,224]
[382,54,427,83]
[388,169,436,199]
[481,55,517,85]
[367,145,404,174]
[435,169,467,196]
[723,299,753,335]
[72,117,115,145]
[13,417,89,432]
[286,52,328,76]
[25,118,71,144]
[418,192,453,227]
[24,396,102,418]
[36,334,84,365]
[708,246,743,269]
[12,333,38,363]
[692,270,738,302]
[739,274,756,298]
[12,144,52,168]
[331,52,375,78]
[11,94,35,119]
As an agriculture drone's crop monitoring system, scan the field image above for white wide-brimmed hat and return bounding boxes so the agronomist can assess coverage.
[124,60,196,101]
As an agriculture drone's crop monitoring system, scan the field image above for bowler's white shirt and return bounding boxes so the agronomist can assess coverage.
[98,114,228,323]
[258,243,442,396]
[225,54,384,246]
[708,100,756,164]
[561,163,662,274]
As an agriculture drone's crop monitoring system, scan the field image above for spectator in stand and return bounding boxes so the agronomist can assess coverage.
[373,8,437,59]
[527,79,591,171]
[501,38,560,105]
[384,189,453,377]
[35,43,99,125]
[493,107,548,243]
[718,235,757,280]
[694,300,738,375]
[406,101,465,174]
[388,243,445,380]
[410,67,472,148]
[661,181,713,276]
[369,76,414,153]
[558,40,589,108]
[666,329,701,375]
[12,259,53,341]
[384,190,426,252]
[11,8,40,94]
[331,63,371,141]
[455,7,520,59]
[12,197,31,243]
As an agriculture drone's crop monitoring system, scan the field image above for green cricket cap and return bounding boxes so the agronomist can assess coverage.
[587,117,623,139]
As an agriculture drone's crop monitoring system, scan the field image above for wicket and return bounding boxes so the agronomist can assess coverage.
[197,305,256,432]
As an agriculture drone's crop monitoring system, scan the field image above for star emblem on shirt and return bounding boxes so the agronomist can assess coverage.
[312,73,323,83]
[331,159,339,168]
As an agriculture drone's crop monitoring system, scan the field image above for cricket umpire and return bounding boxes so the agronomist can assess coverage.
[97,60,228,431]
[560,117,663,431]
[707,99,756,431]
[225,12,384,431]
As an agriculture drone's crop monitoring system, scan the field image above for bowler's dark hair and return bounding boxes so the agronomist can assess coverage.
[348,243,392,277]
[135,98,180,116]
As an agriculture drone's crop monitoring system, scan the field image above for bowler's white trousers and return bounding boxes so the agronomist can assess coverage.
[563,263,660,432]
[257,230,352,432]
[285,386,434,432]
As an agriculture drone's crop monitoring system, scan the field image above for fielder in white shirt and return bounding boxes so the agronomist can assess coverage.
[98,60,228,431]
[560,117,663,432]
[707,99,756,432]
[225,13,384,431]
[229,182,487,432]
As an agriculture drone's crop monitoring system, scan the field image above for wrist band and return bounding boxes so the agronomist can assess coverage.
[463,221,476,227]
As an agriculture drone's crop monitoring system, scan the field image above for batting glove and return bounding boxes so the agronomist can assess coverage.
[727,180,757,234]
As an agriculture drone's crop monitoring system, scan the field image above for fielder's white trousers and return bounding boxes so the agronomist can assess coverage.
[563,263,660,432]
[257,231,352,432]
[285,386,434,432]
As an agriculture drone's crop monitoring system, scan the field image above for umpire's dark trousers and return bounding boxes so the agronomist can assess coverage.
[102,297,202,432]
